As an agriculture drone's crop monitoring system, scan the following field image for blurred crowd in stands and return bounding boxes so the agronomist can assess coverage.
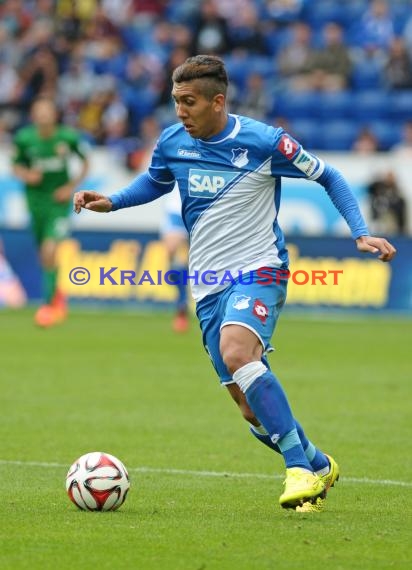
[1,0,412,163]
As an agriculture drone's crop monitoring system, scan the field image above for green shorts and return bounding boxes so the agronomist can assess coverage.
[27,194,72,245]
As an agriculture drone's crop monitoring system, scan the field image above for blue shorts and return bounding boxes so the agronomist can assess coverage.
[196,269,288,384]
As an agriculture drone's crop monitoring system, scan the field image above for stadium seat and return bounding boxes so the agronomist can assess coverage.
[319,120,359,151]
[387,91,412,121]
[274,91,320,120]
[303,0,346,29]
[350,91,390,121]
[351,59,384,90]
[340,0,369,29]
[317,91,353,120]
[366,121,403,150]
[288,119,320,150]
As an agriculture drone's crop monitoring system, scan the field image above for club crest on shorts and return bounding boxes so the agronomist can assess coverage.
[231,148,249,168]
[253,299,269,323]
[232,295,251,310]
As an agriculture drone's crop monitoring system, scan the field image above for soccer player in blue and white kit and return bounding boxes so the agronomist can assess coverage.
[74,55,396,512]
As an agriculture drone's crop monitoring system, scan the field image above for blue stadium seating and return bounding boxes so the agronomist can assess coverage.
[350,91,390,120]
[366,121,403,150]
[274,91,320,119]
[351,59,384,90]
[288,119,320,149]
[388,91,412,122]
[319,120,359,151]
[317,91,353,120]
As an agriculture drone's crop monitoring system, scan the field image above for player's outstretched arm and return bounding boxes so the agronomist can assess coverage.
[73,191,112,213]
[356,235,396,262]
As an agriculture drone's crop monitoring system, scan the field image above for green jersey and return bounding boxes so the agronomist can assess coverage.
[12,125,88,198]
[13,125,88,243]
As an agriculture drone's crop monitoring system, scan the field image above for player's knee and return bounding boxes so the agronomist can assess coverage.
[220,325,263,375]
[221,344,252,375]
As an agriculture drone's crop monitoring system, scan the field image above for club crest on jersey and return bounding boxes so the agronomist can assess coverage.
[278,134,298,158]
[188,169,239,198]
[231,148,249,167]
[253,299,269,323]
[233,295,251,310]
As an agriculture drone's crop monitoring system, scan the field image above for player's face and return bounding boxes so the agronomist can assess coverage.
[31,100,57,128]
[172,80,226,139]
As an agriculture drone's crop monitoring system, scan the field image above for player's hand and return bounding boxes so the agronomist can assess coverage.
[54,184,74,203]
[25,169,43,185]
[73,190,112,213]
[356,235,397,262]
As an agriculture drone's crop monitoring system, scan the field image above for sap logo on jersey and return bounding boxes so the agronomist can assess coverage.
[188,169,239,198]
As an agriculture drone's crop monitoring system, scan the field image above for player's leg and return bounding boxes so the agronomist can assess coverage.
[34,212,69,327]
[220,274,328,508]
[226,383,336,479]
[197,279,325,509]
[162,224,189,333]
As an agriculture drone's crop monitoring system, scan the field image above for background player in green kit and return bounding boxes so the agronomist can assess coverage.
[12,97,89,327]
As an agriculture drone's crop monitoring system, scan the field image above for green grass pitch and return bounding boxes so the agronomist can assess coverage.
[1,308,411,570]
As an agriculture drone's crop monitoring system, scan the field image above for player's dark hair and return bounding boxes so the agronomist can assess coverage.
[172,55,228,100]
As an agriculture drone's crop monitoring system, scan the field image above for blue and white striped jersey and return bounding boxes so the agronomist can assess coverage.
[111,113,369,301]
[148,114,322,301]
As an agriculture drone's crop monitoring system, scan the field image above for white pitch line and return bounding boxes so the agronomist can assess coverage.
[0,459,411,488]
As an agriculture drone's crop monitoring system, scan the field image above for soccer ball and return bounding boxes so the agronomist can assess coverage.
[66,451,130,511]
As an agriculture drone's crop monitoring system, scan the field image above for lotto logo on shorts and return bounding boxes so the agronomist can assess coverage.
[278,134,298,158]
[253,299,269,323]
[188,169,239,198]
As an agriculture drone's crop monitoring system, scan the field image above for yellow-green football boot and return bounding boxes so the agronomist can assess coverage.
[295,454,340,513]
[279,467,326,509]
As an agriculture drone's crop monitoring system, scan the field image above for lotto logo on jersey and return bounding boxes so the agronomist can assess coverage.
[188,169,240,199]
[278,134,298,158]
[253,299,269,323]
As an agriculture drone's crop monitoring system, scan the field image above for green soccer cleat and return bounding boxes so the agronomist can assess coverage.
[279,467,326,509]
[295,454,340,513]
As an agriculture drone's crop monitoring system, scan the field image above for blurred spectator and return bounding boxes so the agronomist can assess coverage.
[227,2,267,55]
[277,21,316,90]
[309,23,352,91]
[232,72,270,120]
[102,91,137,165]
[218,0,257,23]
[352,128,380,154]
[191,0,231,55]
[77,88,113,143]
[57,55,97,121]
[19,44,59,105]
[357,0,394,53]
[158,46,191,107]
[403,13,412,61]
[391,120,412,159]
[56,0,97,21]
[101,0,133,26]
[0,0,32,37]
[132,0,167,19]
[0,55,21,105]
[127,115,161,171]
[265,0,304,24]
[384,37,412,90]
[0,0,409,155]
[367,170,407,235]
